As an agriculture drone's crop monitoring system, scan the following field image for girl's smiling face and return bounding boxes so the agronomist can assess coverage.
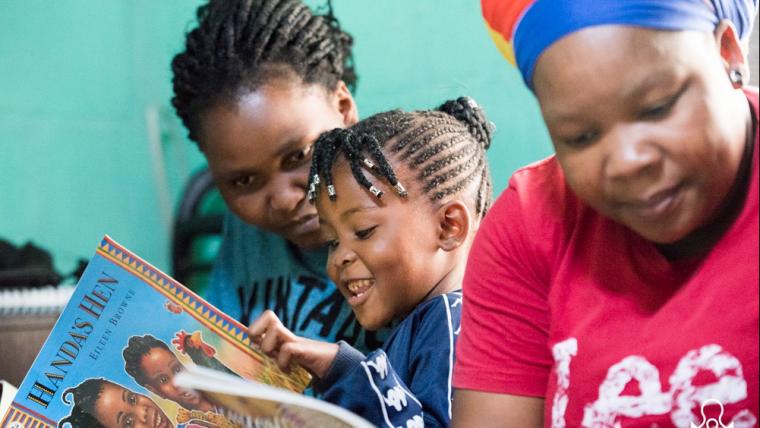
[316,159,451,331]
[94,382,171,428]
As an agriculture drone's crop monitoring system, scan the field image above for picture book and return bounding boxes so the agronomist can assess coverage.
[1,236,311,428]
[174,365,373,428]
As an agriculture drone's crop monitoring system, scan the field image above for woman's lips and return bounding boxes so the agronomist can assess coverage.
[287,214,319,236]
[623,183,684,221]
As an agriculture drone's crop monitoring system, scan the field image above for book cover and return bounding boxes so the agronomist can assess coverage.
[1,236,311,428]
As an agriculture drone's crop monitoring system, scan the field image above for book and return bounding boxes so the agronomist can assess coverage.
[0,381,18,423]
[174,366,373,428]
[0,236,313,428]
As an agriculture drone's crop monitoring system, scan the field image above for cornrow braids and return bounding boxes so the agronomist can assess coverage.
[58,378,108,428]
[171,0,356,143]
[309,97,495,218]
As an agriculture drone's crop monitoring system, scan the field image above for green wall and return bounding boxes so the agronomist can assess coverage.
[0,1,552,274]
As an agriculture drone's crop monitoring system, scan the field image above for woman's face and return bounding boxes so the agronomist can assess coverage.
[532,26,748,243]
[200,79,357,249]
[94,382,171,428]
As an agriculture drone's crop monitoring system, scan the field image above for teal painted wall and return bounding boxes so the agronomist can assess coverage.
[0,1,552,274]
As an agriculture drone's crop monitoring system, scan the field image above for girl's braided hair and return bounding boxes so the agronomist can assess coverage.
[309,96,495,218]
[171,0,356,143]
[58,378,108,428]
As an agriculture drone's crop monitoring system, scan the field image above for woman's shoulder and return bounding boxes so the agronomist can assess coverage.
[484,155,582,245]
[506,155,571,212]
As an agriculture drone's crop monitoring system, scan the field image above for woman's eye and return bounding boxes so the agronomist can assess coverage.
[355,226,377,240]
[562,130,598,148]
[284,144,314,169]
[231,174,256,188]
[640,83,686,121]
[640,97,676,120]
[326,239,339,250]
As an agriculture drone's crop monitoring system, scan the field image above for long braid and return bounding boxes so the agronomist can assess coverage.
[309,97,495,218]
[171,0,356,144]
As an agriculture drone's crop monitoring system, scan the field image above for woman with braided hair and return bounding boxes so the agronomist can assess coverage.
[247,97,494,427]
[170,0,384,351]
[452,1,759,427]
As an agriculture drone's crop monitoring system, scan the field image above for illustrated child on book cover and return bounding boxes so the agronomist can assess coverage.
[122,333,237,413]
[57,377,216,428]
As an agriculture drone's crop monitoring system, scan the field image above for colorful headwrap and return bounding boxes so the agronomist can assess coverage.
[482,0,758,89]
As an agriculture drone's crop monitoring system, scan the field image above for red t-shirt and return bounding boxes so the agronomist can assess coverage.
[454,89,759,427]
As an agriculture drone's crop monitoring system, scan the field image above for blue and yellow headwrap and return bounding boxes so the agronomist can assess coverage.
[482,0,758,89]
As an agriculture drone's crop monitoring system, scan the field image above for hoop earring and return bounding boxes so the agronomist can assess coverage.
[729,68,744,88]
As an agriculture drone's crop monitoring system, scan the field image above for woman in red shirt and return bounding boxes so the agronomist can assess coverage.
[453,1,759,427]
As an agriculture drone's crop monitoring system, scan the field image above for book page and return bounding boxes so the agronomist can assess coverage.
[175,366,373,428]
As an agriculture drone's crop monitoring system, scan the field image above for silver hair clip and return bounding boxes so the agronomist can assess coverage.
[369,186,384,198]
[312,174,320,185]
[308,182,317,202]
[393,182,408,198]
[362,158,376,169]
[327,185,336,200]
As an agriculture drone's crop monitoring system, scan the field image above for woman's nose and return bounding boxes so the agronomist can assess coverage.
[604,127,662,180]
[268,177,305,215]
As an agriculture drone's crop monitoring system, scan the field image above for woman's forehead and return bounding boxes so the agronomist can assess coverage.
[533,26,709,100]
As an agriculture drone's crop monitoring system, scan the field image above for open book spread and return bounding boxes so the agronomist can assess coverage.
[0,236,317,428]
[175,366,373,428]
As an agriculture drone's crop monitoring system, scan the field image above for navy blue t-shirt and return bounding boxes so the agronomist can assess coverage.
[314,291,463,427]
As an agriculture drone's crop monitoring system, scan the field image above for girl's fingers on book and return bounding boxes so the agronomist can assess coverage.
[260,325,283,354]
[248,310,299,356]
[276,343,296,373]
[248,309,278,338]
[279,340,339,379]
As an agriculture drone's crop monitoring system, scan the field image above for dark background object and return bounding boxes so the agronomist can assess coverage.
[171,168,225,293]
[0,240,61,288]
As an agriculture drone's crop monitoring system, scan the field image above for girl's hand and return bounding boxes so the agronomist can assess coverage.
[248,310,339,379]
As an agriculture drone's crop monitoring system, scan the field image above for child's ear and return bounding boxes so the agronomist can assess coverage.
[436,200,471,251]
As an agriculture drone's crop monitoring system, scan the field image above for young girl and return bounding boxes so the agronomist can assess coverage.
[248,97,494,427]
[453,1,758,427]
[171,0,384,351]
